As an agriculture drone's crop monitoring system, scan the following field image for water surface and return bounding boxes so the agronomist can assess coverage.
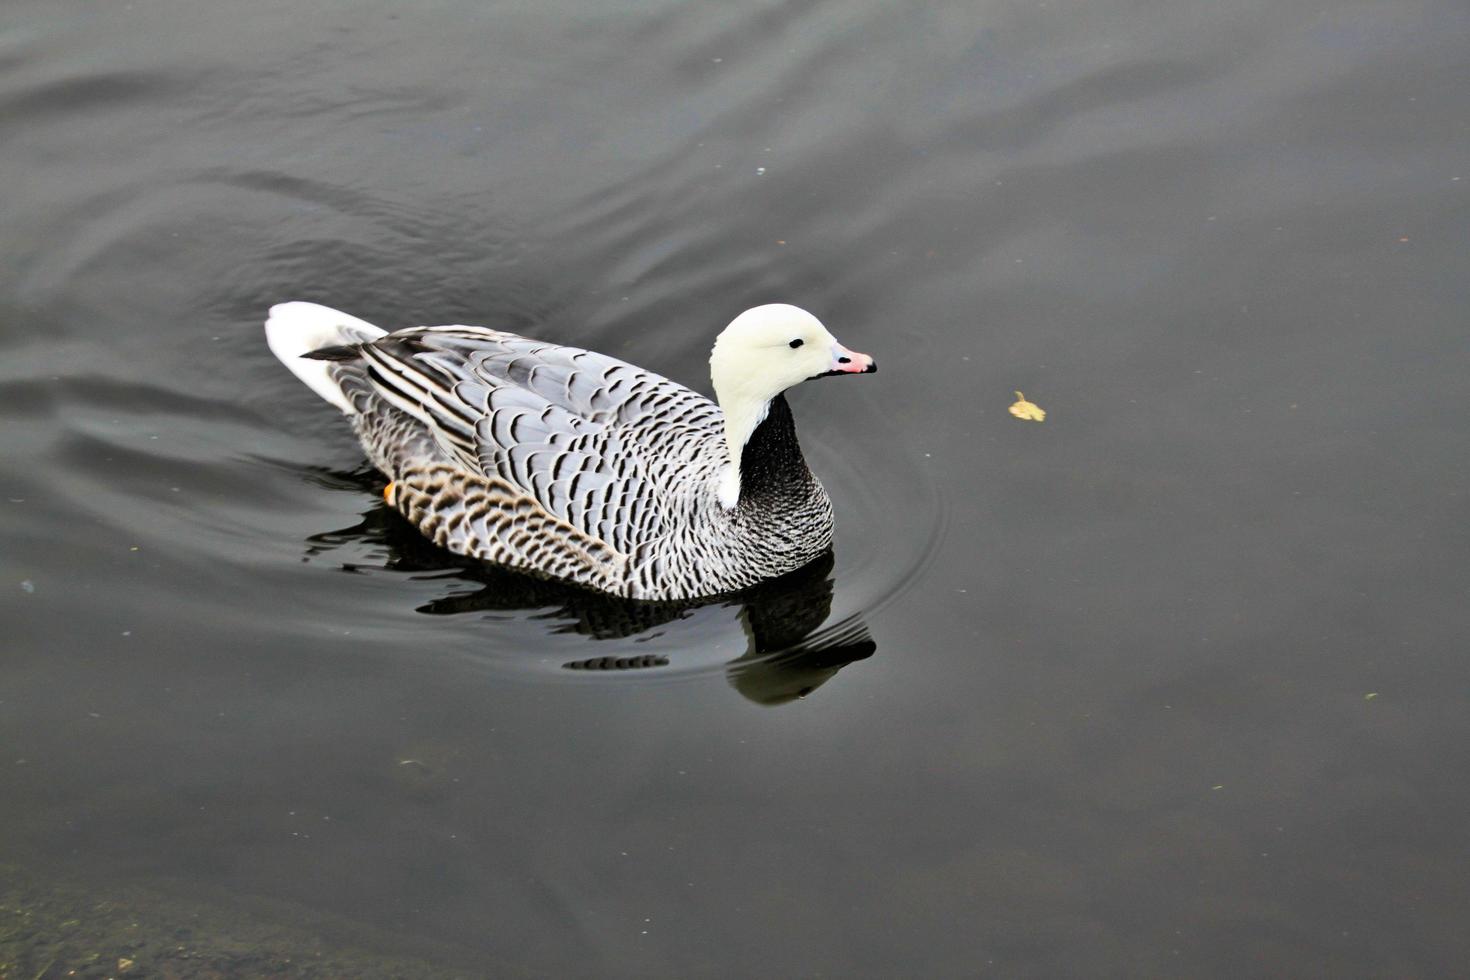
[3,0,1469,975]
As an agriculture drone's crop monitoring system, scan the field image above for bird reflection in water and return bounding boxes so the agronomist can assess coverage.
[300,468,876,705]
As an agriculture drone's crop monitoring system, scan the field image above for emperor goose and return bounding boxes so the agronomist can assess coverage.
[265,302,876,600]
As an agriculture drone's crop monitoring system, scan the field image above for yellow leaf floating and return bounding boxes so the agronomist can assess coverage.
[1009,390,1046,422]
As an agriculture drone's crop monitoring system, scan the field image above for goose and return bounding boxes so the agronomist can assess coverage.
[265,301,876,600]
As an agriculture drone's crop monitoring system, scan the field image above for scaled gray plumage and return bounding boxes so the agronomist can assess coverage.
[266,303,875,600]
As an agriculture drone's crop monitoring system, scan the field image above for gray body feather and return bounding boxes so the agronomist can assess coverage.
[321,324,834,600]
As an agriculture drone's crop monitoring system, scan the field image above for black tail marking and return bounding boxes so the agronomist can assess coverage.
[301,344,363,362]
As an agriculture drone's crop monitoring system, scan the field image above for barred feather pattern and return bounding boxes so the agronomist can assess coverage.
[324,325,835,600]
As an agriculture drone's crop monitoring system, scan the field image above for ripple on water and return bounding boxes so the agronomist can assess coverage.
[1,103,941,703]
[1,324,938,705]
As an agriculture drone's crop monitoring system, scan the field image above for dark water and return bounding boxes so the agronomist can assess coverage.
[3,0,1469,975]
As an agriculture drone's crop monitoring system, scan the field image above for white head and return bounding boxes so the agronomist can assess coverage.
[708,304,876,508]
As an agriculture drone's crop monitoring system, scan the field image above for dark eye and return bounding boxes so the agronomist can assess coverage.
[789,339,804,349]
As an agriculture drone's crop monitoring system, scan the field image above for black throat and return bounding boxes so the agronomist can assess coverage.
[738,394,815,505]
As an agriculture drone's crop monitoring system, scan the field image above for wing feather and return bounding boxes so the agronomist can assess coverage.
[356,324,721,556]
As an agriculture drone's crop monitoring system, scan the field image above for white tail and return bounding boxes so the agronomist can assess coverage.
[264,302,386,414]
